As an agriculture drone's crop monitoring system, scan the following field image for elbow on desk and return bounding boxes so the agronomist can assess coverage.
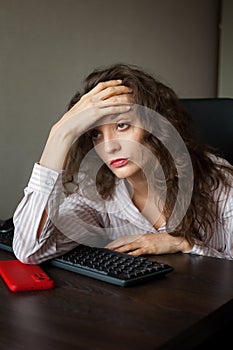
[13,246,32,264]
[12,232,57,265]
[12,238,38,265]
[12,220,47,264]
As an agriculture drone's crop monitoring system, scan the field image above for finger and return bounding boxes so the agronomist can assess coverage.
[95,85,132,101]
[62,104,132,137]
[82,104,132,123]
[98,105,131,118]
[128,248,145,256]
[87,80,123,95]
[98,93,133,107]
[127,248,147,256]
[105,235,139,249]
[105,241,124,250]
[115,242,140,253]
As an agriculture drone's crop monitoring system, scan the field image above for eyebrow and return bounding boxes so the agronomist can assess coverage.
[110,113,121,120]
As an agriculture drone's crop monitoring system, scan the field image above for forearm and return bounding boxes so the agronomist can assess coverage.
[39,80,132,171]
[186,243,233,260]
[12,163,108,263]
[12,163,64,263]
[39,123,75,170]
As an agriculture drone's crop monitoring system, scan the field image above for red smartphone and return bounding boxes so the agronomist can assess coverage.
[0,259,55,292]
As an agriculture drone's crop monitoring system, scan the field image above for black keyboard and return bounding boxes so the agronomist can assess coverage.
[0,227,174,287]
[50,244,173,287]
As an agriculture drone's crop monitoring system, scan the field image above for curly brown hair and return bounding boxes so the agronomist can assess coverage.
[64,63,233,247]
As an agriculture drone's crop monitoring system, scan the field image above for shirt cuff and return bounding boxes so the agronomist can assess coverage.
[28,163,64,194]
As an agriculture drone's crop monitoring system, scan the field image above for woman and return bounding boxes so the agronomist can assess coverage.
[13,63,233,263]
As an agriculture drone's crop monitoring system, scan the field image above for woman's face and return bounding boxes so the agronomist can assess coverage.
[89,111,150,181]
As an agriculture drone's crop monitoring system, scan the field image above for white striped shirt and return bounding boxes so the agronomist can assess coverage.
[13,162,233,263]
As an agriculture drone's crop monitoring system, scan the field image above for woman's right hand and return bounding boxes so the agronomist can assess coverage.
[40,80,132,170]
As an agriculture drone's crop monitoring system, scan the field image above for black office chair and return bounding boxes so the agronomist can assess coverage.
[1,98,232,233]
[181,98,233,165]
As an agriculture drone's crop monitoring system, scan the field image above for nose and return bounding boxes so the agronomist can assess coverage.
[102,135,121,154]
[93,125,122,158]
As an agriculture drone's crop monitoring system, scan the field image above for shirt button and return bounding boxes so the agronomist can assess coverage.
[45,178,55,186]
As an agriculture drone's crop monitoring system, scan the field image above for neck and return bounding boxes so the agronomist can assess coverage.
[126,172,165,229]
[126,171,148,197]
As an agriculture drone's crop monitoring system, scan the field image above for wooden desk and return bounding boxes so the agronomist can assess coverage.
[0,249,232,350]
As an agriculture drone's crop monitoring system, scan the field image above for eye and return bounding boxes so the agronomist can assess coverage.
[117,122,130,131]
[89,129,101,141]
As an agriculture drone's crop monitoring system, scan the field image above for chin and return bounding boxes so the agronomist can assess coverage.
[111,166,139,180]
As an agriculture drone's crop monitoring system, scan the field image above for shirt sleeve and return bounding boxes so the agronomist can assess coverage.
[12,163,106,264]
[184,180,233,260]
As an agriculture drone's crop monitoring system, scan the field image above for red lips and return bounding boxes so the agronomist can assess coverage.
[110,158,128,167]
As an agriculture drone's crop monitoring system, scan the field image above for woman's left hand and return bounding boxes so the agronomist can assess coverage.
[105,232,193,256]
